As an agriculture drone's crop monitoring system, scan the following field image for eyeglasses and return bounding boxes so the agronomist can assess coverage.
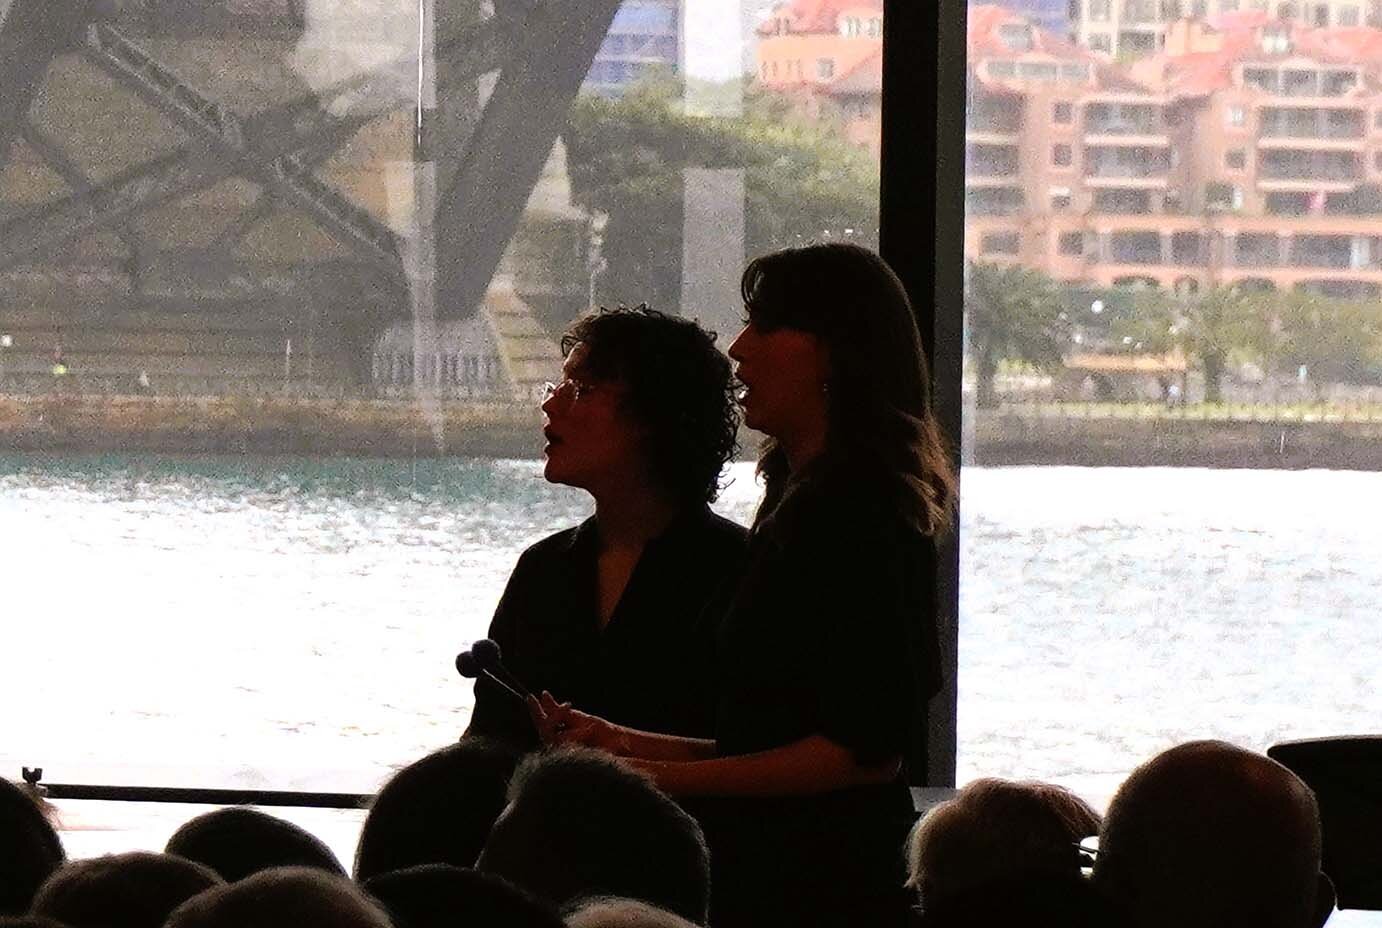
[541,378,601,402]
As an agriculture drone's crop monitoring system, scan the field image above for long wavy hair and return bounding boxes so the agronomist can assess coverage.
[742,243,956,536]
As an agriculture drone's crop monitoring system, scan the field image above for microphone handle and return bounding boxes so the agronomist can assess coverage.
[487,657,534,700]
[481,668,527,704]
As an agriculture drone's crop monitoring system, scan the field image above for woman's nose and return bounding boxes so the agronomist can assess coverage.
[727,325,750,361]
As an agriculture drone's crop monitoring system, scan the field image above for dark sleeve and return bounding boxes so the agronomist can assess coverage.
[462,554,538,750]
[798,520,929,768]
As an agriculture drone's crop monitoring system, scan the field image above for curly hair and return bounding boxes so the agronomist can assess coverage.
[740,243,956,536]
[560,306,739,505]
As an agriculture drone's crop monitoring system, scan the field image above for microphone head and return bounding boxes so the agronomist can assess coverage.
[471,638,503,667]
[455,650,481,679]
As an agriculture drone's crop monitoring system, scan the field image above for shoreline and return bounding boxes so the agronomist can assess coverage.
[4,395,1382,470]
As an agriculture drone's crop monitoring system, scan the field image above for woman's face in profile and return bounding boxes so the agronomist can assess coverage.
[540,345,645,495]
[727,318,830,439]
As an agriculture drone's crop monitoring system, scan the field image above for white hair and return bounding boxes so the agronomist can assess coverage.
[565,896,701,928]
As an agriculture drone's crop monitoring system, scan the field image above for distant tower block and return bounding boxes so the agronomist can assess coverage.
[681,167,745,341]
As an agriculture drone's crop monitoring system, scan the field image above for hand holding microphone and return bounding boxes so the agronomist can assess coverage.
[455,639,620,749]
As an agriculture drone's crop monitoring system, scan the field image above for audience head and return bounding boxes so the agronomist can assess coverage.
[362,863,563,928]
[545,306,739,506]
[733,242,955,535]
[0,918,67,928]
[0,779,64,916]
[476,747,709,923]
[917,874,1128,928]
[354,737,521,881]
[163,866,390,928]
[906,777,1100,909]
[1093,740,1334,928]
[565,897,701,928]
[165,806,345,882]
[30,851,221,928]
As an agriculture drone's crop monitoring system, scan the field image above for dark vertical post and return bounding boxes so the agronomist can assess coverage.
[0,0,92,175]
[433,0,622,321]
[880,0,967,787]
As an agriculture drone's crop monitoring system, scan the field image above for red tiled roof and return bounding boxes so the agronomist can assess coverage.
[1139,15,1382,97]
[967,4,1153,95]
[756,0,883,36]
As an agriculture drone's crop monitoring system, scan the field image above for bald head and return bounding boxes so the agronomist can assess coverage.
[1093,741,1332,928]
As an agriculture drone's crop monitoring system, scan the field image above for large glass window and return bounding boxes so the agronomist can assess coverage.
[960,1,1382,811]
[0,0,880,808]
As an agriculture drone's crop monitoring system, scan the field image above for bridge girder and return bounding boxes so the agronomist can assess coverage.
[0,6,538,313]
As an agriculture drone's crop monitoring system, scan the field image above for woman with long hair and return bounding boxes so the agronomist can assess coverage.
[531,243,957,928]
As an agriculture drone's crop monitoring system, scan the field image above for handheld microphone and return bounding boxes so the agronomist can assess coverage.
[455,649,526,704]
[470,638,532,699]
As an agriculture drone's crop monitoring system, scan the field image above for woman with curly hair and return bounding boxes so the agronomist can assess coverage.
[465,306,746,750]
[532,244,957,928]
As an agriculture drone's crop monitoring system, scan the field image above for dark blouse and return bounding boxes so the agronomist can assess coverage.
[693,466,940,928]
[464,505,748,751]
[712,466,939,766]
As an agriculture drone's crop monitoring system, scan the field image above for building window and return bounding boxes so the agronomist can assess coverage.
[1059,231,1084,255]
[1090,0,1112,20]
[1374,151,1382,173]
[816,58,835,80]
[980,231,1021,255]
[988,60,1017,79]
[1374,111,1382,131]
[1088,32,1112,52]
[1227,105,1246,128]
[1053,101,1074,124]
[1053,144,1074,167]
[1340,5,1360,25]
[1226,149,1247,170]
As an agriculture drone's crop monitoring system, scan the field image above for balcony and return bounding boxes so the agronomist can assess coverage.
[1245,67,1360,99]
[1289,234,1382,270]
[1119,0,1163,25]
[1106,231,1163,265]
[1258,151,1360,191]
[967,100,1023,139]
[1258,108,1364,149]
[966,143,1021,181]
[1085,149,1171,188]
[1233,233,1282,268]
[966,187,1025,216]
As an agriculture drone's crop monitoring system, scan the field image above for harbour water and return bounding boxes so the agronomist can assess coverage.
[2,455,1380,804]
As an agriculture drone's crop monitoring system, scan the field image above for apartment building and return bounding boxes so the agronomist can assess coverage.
[585,0,680,96]
[1071,0,1379,59]
[967,5,1382,298]
[990,0,1073,36]
[755,0,884,154]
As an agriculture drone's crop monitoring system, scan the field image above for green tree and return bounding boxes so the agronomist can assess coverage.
[563,75,880,315]
[1116,285,1273,403]
[1269,289,1382,394]
[964,261,1071,409]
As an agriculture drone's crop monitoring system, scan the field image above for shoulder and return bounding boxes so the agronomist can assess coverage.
[701,510,750,545]
[512,521,588,570]
[761,466,911,551]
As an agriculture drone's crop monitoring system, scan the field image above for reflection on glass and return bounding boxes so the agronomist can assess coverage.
[0,0,882,793]
[961,2,1382,794]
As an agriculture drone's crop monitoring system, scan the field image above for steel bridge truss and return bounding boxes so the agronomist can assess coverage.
[0,0,622,321]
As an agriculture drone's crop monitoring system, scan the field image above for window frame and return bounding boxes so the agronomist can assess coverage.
[24,0,967,806]
[881,0,964,787]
